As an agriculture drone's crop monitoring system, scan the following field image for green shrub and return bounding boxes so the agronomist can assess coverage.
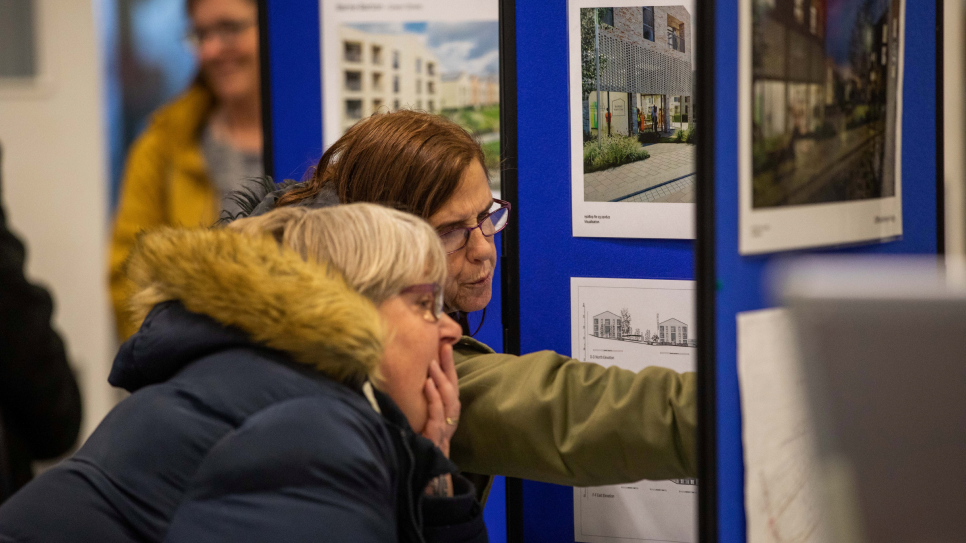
[584,136,650,173]
[672,124,696,144]
[672,114,688,123]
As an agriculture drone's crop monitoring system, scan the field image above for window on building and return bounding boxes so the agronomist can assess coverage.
[416,58,422,73]
[428,100,434,112]
[393,75,399,93]
[393,50,400,69]
[344,41,362,62]
[660,326,665,339]
[642,7,655,42]
[683,327,688,341]
[594,319,599,335]
[372,45,383,65]
[427,62,435,76]
[372,72,383,92]
[393,99,400,111]
[427,81,435,94]
[346,100,363,119]
[373,99,384,113]
[667,15,685,53]
[598,7,614,27]
[345,71,362,91]
[0,0,37,77]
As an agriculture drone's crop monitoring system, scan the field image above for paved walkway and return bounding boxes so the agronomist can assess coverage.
[584,142,695,202]
[622,174,695,203]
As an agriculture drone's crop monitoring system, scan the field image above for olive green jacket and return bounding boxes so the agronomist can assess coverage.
[450,337,697,489]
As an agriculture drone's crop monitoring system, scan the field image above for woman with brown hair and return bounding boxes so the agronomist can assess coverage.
[234,110,696,496]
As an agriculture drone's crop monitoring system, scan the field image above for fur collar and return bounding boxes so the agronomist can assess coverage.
[125,227,384,383]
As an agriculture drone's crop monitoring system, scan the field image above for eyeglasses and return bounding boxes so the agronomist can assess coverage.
[185,19,256,49]
[399,283,444,323]
[438,199,511,255]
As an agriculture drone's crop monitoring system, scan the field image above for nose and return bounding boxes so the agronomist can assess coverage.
[464,226,496,264]
[197,36,225,62]
[438,313,462,344]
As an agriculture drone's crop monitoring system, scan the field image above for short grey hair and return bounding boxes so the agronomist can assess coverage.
[228,204,447,305]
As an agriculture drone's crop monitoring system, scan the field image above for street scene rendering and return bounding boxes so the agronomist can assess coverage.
[580,5,695,203]
[751,0,902,208]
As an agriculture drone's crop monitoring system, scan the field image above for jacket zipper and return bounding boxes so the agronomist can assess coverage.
[400,428,427,543]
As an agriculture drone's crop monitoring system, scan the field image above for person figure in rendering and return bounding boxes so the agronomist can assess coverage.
[604,107,612,137]
[651,104,658,133]
[637,106,644,134]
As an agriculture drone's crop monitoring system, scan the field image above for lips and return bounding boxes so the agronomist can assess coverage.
[467,271,493,286]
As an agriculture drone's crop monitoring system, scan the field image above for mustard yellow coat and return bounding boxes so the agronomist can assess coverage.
[109,85,218,340]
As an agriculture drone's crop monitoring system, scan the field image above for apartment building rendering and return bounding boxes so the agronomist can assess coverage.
[440,72,499,110]
[338,26,442,134]
[584,6,694,136]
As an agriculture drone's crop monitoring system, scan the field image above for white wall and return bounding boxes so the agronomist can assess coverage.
[0,0,116,441]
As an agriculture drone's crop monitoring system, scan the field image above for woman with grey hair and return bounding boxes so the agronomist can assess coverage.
[0,204,485,543]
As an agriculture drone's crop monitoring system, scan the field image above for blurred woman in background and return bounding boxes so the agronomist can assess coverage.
[109,0,262,340]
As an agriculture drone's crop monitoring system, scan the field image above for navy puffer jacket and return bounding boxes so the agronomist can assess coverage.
[0,227,486,543]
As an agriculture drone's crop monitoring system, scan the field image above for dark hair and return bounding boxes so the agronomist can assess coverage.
[275,110,487,219]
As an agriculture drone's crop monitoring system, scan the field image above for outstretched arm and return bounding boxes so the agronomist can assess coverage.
[450,338,696,486]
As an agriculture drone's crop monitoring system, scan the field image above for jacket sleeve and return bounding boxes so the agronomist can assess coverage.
[109,125,170,340]
[421,473,488,543]
[164,397,399,543]
[0,173,82,462]
[450,338,696,486]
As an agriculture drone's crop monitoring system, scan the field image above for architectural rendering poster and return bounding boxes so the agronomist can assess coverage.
[569,0,697,239]
[738,0,905,254]
[571,277,696,543]
[319,0,500,191]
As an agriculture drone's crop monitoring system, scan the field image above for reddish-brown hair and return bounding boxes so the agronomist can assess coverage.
[275,110,487,219]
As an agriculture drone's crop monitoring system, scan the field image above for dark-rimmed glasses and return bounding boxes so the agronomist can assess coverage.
[438,199,511,255]
[185,19,256,49]
[399,283,444,323]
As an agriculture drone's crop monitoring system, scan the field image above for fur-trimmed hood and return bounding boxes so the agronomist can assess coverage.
[114,227,384,389]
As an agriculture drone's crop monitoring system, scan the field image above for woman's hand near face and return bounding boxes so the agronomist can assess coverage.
[422,342,459,498]
[420,342,460,457]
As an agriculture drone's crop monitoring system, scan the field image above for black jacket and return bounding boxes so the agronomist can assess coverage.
[0,227,486,543]
[0,145,82,501]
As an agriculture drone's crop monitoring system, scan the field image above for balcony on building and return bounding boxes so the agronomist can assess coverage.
[345,71,362,92]
[344,41,362,63]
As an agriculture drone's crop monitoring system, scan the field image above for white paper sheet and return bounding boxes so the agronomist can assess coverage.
[571,277,696,543]
[737,308,829,543]
[568,0,697,239]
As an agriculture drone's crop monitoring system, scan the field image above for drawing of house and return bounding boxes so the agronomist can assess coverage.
[592,311,622,339]
[657,314,689,346]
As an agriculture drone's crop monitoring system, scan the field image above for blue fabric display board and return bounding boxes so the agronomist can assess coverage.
[504,1,941,543]
[701,1,941,542]
[260,2,506,541]
[502,1,695,542]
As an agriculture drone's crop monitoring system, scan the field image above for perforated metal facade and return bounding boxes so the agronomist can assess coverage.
[596,33,692,97]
